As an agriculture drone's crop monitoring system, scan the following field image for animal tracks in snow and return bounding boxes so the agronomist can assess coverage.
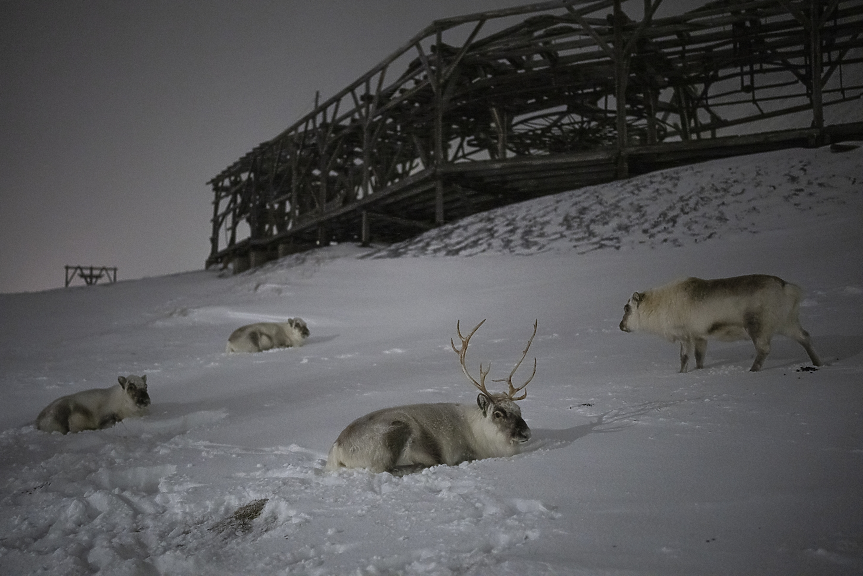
[370,147,861,259]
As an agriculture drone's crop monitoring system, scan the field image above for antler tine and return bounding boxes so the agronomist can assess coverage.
[451,319,492,397]
[492,319,538,401]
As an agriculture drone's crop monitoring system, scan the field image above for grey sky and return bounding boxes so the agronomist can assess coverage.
[1,0,694,294]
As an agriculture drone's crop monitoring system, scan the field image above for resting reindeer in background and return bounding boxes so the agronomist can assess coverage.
[619,275,822,372]
[226,318,310,353]
[326,319,538,475]
[36,375,151,434]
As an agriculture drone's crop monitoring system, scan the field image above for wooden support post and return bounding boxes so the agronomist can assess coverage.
[361,210,370,247]
[491,107,508,160]
[361,79,374,200]
[318,165,328,216]
[809,0,824,139]
[646,88,658,145]
[289,137,300,224]
[317,224,328,247]
[613,0,629,178]
[233,254,250,275]
[250,250,269,269]
[435,178,445,226]
[208,192,221,268]
[677,87,691,141]
[433,30,447,226]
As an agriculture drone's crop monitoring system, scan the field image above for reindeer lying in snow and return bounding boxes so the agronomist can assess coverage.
[326,319,537,474]
[619,275,822,372]
[226,318,310,353]
[36,375,151,434]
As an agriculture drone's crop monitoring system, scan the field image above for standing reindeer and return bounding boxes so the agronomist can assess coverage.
[325,319,538,475]
[619,275,822,372]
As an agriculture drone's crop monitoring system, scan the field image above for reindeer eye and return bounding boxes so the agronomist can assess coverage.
[493,410,504,419]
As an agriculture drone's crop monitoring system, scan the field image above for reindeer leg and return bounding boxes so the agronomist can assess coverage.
[257,332,275,352]
[745,312,769,371]
[784,323,822,367]
[397,425,445,472]
[68,408,95,433]
[679,339,693,372]
[749,344,770,371]
[798,331,823,367]
[377,420,413,473]
[54,403,72,434]
[694,338,708,369]
[99,413,120,429]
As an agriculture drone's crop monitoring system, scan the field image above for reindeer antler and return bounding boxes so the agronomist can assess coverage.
[493,319,538,401]
[452,319,538,401]
[451,319,494,398]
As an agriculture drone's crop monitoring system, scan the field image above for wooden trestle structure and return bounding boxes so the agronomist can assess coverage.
[207,0,863,272]
[64,266,118,288]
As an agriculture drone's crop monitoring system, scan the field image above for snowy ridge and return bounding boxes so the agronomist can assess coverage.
[372,145,861,257]
[1,144,862,575]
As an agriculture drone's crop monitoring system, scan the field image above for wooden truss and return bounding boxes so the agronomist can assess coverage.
[64,266,118,288]
[206,0,863,271]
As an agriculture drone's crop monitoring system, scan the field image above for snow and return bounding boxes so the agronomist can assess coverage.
[1,143,862,575]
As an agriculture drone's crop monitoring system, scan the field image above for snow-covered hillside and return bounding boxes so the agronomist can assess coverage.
[1,144,861,575]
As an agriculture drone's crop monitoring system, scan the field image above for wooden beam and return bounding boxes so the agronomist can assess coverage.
[366,211,436,230]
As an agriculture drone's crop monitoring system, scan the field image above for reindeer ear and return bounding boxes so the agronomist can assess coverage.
[118,376,127,389]
[477,393,492,415]
[141,375,147,385]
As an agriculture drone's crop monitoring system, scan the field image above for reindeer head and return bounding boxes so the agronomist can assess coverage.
[619,291,646,332]
[451,319,537,444]
[118,374,151,408]
[288,318,310,338]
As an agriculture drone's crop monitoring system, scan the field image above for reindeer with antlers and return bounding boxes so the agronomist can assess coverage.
[325,319,538,475]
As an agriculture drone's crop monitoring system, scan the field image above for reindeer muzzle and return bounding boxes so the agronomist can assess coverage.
[513,424,531,443]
